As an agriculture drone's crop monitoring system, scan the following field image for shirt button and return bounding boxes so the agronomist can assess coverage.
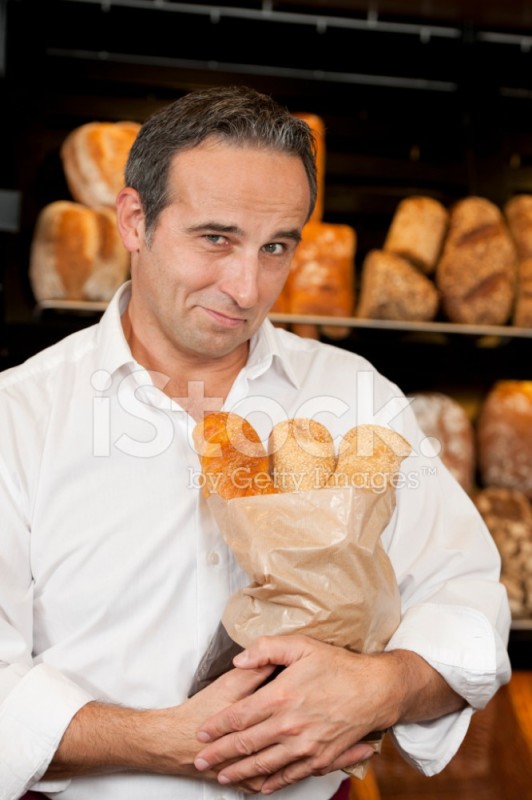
[207,551,220,565]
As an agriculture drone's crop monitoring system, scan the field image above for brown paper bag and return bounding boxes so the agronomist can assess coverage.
[190,485,401,777]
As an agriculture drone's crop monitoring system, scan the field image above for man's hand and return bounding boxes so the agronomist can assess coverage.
[194,636,384,794]
[194,635,466,795]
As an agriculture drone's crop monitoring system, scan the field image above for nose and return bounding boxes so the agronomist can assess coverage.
[218,252,260,309]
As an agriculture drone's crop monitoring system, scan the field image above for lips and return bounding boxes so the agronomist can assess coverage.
[203,307,247,328]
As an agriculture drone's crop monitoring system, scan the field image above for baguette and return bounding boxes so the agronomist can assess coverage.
[192,411,277,499]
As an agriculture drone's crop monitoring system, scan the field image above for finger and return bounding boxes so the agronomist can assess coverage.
[196,681,275,746]
[216,664,276,701]
[195,712,279,772]
[258,743,376,795]
[233,634,313,670]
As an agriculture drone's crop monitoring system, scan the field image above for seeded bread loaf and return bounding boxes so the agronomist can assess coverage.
[477,381,532,498]
[409,392,475,493]
[357,249,438,322]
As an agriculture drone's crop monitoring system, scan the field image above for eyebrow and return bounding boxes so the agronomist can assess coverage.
[185,222,303,244]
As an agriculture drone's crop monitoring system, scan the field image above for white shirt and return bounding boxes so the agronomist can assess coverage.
[0,282,511,800]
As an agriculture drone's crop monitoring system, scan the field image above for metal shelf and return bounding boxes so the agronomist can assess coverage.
[34,301,532,342]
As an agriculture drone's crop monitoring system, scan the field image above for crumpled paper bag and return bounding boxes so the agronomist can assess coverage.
[189,484,401,778]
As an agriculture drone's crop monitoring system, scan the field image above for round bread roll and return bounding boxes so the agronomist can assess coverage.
[331,424,412,492]
[384,195,449,274]
[193,412,277,499]
[269,418,336,492]
[409,392,475,493]
[477,381,532,498]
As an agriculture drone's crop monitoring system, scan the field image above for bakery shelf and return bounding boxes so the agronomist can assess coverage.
[269,313,532,341]
[35,299,109,314]
[33,302,532,342]
[511,619,532,631]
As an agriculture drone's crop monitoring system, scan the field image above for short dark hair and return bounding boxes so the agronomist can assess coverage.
[125,85,318,235]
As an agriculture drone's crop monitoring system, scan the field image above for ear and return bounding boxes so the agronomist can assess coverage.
[116,187,146,253]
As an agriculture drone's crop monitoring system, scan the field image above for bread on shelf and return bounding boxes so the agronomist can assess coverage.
[61,120,141,208]
[286,220,356,339]
[29,200,130,303]
[409,391,475,494]
[384,195,449,274]
[477,380,532,498]
[292,112,326,223]
[474,486,532,619]
[436,196,517,325]
[357,249,439,322]
[504,195,532,327]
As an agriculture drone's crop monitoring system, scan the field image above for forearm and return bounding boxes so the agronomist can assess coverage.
[44,700,205,780]
[382,649,466,728]
[43,664,273,783]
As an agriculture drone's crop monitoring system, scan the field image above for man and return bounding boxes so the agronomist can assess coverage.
[0,85,511,800]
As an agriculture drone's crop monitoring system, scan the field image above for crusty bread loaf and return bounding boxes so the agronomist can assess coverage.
[269,418,336,492]
[384,196,449,274]
[287,220,356,339]
[357,249,438,322]
[474,486,532,618]
[331,425,412,491]
[513,257,532,327]
[504,196,532,327]
[61,120,141,208]
[477,381,532,498]
[436,196,517,325]
[29,200,130,302]
[504,194,532,259]
[409,392,475,493]
[293,112,325,223]
[192,412,277,499]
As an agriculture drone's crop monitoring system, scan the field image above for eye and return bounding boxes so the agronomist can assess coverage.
[263,242,285,255]
[204,234,228,245]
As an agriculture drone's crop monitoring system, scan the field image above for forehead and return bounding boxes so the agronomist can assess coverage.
[167,140,311,216]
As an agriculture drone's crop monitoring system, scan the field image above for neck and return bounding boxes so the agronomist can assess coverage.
[121,306,249,421]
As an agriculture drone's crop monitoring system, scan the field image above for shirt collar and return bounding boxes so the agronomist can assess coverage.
[96,281,136,376]
[245,318,300,389]
[95,281,300,389]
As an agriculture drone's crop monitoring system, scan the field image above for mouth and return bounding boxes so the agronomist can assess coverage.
[202,307,247,328]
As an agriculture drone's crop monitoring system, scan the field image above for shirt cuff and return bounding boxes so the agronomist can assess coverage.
[384,602,512,775]
[0,663,94,799]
